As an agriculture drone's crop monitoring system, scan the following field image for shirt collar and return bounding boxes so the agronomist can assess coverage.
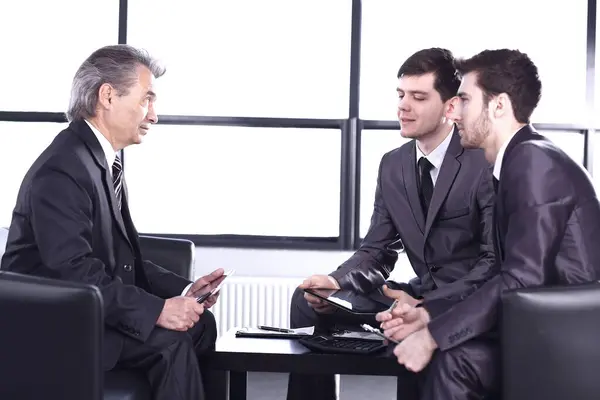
[415,126,454,169]
[493,126,527,180]
[84,120,117,169]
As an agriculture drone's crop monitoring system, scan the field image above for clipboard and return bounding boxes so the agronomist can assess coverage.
[235,327,313,340]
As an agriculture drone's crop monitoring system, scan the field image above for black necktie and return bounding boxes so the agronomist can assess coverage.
[418,157,434,216]
[493,177,499,193]
[112,155,123,210]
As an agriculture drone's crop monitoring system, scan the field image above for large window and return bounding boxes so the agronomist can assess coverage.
[360,0,588,124]
[359,130,409,238]
[596,1,600,122]
[0,1,118,112]
[127,0,352,118]
[541,130,585,165]
[125,125,341,236]
[0,122,66,227]
[0,1,596,251]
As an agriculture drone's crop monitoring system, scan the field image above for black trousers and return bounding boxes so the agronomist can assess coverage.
[111,310,218,400]
[286,287,499,400]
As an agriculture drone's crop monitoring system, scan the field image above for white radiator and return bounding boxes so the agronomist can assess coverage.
[210,276,302,337]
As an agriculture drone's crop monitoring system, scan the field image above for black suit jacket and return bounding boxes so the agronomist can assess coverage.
[427,125,600,350]
[330,129,496,307]
[1,120,191,370]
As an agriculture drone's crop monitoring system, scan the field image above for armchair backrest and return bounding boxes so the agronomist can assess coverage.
[0,271,103,400]
[501,282,600,400]
[139,235,195,280]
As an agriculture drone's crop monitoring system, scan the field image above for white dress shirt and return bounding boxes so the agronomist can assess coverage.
[416,127,454,185]
[84,120,194,296]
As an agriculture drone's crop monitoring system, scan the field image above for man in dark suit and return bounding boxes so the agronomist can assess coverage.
[287,48,497,400]
[381,49,600,398]
[1,45,223,400]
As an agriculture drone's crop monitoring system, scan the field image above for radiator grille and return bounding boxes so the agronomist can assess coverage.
[210,276,301,337]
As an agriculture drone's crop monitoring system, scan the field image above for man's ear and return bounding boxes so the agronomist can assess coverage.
[444,96,460,122]
[492,93,511,119]
[97,83,114,109]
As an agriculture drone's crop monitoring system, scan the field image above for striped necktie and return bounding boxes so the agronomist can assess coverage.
[112,155,123,210]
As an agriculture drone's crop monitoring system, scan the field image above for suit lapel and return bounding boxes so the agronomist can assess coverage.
[500,124,539,175]
[72,120,132,248]
[492,191,504,264]
[401,141,425,233]
[121,180,140,254]
[492,124,539,264]
[424,132,463,237]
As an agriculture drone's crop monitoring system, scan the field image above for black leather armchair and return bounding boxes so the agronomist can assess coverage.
[0,234,196,400]
[501,282,600,400]
[0,271,104,400]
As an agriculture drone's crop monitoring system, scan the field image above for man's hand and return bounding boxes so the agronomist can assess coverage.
[298,274,340,314]
[393,327,438,372]
[382,285,421,307]
[185,268,225,308]
[156,296,205,331]
[376,303,430,341]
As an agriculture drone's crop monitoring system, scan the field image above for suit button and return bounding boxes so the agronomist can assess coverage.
[430,265,440,272]
[124,264,132,272]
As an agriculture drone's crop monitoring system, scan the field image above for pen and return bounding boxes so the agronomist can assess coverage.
[258,325,294,333]
[387,299,399,312]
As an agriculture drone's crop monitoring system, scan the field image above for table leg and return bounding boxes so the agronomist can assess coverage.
[204,369,227,400]
[229,370,247,400]
[396,375,419,400]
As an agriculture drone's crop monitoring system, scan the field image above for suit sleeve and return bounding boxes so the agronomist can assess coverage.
[421,166,496,307]
[142,260,191,298]
[426,144,578,350]
[29,166,164,343]
[330,153,400,293]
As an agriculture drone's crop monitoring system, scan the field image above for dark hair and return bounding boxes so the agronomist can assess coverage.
[397,48,460,102]
[455,49,541,124]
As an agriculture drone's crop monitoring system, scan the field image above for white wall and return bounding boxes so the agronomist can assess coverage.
[193,246,417,284]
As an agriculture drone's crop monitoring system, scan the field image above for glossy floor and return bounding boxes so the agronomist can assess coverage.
[248,372,396,400]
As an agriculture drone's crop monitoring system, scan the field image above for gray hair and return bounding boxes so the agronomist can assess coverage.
[66,45,166,121]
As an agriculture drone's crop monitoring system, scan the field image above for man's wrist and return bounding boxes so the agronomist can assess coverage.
[182,282,193,296]
[420,307,431,324]
[424,327,438,351]
[328,276,341,289]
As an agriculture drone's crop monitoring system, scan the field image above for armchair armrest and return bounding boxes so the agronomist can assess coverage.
[501,282,600,400]
[0,271,103,400]
[139,235,195,280]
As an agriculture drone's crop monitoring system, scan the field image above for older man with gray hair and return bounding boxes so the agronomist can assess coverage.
[1,44,223,400]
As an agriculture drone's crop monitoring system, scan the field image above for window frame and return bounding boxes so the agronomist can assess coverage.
[0,0,596,250]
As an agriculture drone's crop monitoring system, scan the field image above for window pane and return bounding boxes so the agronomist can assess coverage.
[360,0,588,124]
[0,122,67,227]
[125,125,341,236]
[359,129,584,238]
[360,129,410,238]
[596,2,600,121]
[594,133,600,192]
[127,0,351,118]
[538,130,584,165]
[0,1,118,112]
